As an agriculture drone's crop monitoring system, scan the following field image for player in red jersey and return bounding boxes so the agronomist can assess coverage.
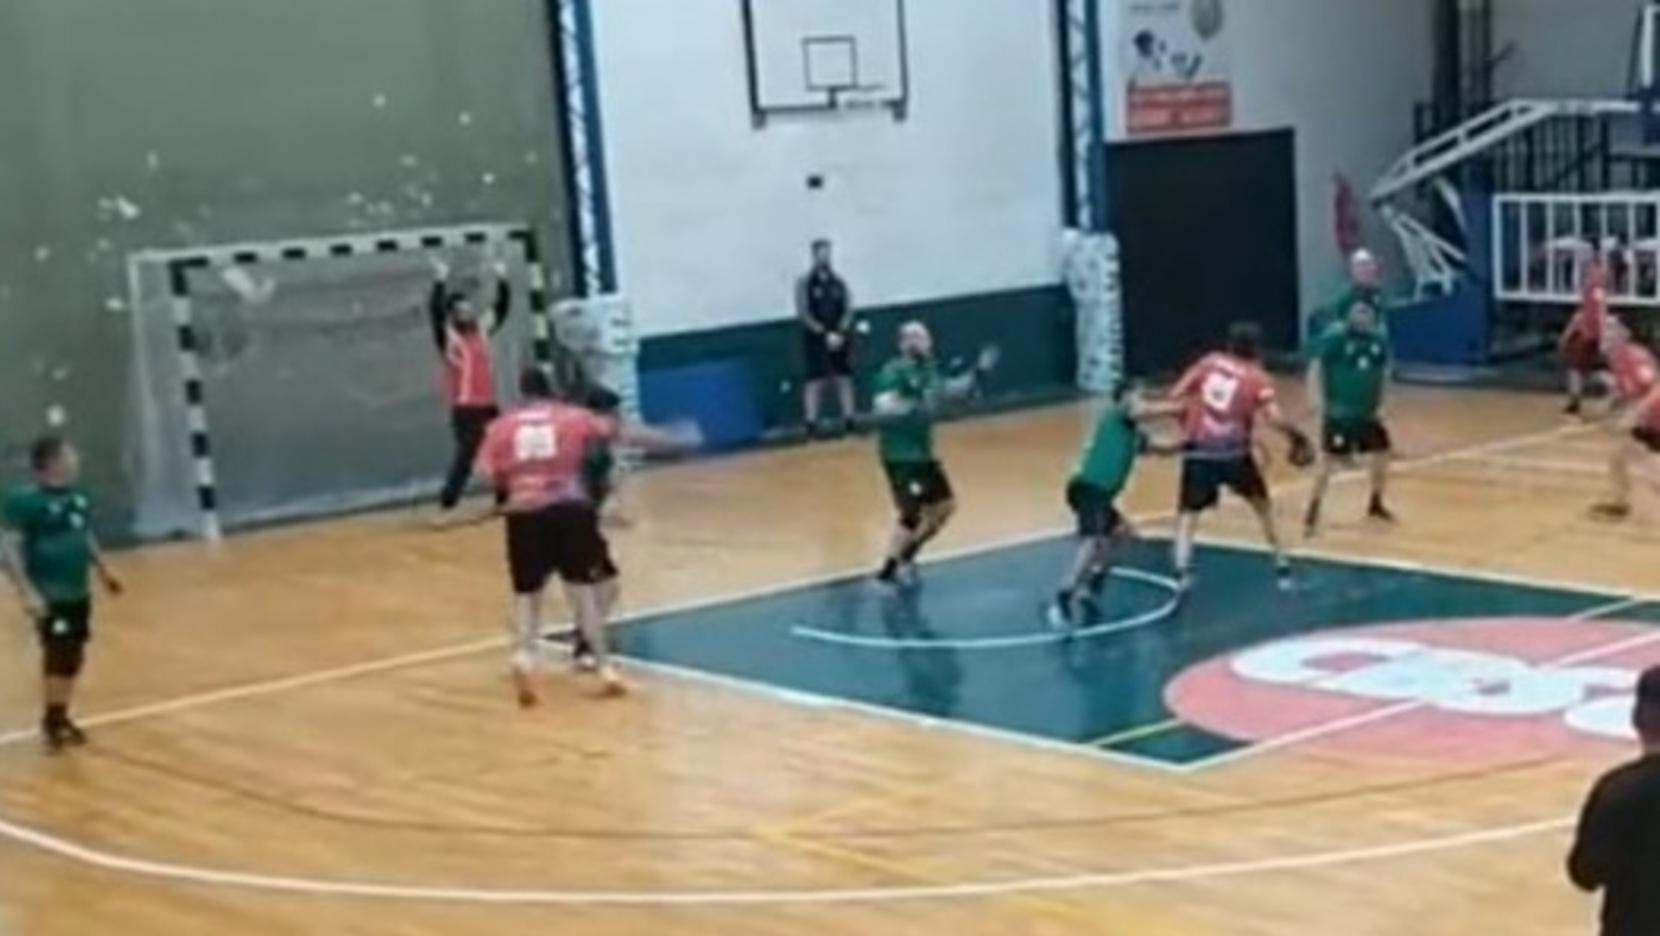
[430,256,513,525]
[1591,317,1660,521]
[1560,253,1611,417]
[1168,323,1313,592]
[477,367,698,704]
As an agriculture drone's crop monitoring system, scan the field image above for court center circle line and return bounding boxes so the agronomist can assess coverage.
[0,807,1570,905]
[791,568,1181,651]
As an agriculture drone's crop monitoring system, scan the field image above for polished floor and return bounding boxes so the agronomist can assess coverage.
[0,381,1652,935]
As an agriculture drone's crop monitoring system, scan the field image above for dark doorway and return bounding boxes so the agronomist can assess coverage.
[1109,129,1299,376]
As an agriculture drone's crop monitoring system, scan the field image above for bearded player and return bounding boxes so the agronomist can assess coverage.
[1590,318,1660,521]
[1168,322,1314,592]
[477,367,698,704]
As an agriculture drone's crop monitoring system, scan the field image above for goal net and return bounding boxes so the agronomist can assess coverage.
[126,224,553,539]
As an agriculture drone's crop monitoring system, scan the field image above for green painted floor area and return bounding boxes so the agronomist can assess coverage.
[606,538,1646,769]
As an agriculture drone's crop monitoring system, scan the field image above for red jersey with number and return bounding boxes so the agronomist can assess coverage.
[1172,352,1277,452]
[477,402,615,511]
[443,330,497,408]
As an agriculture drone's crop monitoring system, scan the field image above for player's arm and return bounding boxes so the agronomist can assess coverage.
[0,528,43,619]
[939,346,1001,403]
[1618,383,1660,431]
[486,276,513,335]
[796,278,823,335]
[1262,397,1315,464]
[87,536,123,596]
[1567,782,1614,892]
[613,420,701,455]
[1304,354,1325,423]
[428,282,451,353]
[835,283,856,336]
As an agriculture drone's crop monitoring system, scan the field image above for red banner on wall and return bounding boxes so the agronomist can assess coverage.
[1126,82,1232,135]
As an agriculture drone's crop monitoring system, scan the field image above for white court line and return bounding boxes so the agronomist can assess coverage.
[627,656,1193,775]
[1444,453,1606,476]
[790,568,1181,650]
[0,420,1599,753]
[1185,594,1655,771]
[0,798,1573,905]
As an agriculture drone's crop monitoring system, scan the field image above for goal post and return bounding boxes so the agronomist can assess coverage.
[125,223,558,542]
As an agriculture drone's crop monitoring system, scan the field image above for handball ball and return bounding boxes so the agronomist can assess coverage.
[1191,0,1224,41]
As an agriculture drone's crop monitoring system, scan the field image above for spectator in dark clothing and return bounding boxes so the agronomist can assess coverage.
[1569,664,1660,936]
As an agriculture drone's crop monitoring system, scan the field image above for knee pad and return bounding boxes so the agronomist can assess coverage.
[42,641,85,679]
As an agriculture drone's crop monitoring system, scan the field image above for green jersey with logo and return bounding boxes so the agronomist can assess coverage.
[875,356,942,463]
[1318,326,1390,421]
[1074,404,1141,495]
[1308,283,1391,349]
[2,484,94,603]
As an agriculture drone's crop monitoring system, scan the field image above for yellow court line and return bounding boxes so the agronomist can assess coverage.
[1088,718,1184,749]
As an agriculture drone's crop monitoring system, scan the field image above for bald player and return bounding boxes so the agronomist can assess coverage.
[1168,322,1313,592]
[477,367,698,704]
[871,321,998,587]
[1590,318,1660,521]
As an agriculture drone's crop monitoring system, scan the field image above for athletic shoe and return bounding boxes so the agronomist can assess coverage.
[1275,564,1296,592]
[1590,501,1632,522]
[1367,499,1397,524]
[1046,596,1074,631]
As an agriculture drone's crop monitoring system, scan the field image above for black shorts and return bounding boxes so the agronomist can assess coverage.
[1323,417,1392,457]
[884,460,954,518]
[1066,479,1125,538]
[1179,452,1268,513]
[36,599,92,650]
[505,503,617,593]
[804,333,854,380]
[1634,427,1660,453]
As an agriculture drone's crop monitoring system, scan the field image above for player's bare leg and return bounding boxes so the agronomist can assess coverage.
[1049,533,1118,629]
[1303,456,1338,538]
[880,501,954,587]
[835,376,858,433]
[1248,496,1294,589]
[1172,512,1200,593]
[510,592,547,708]
[803,379,826,437]
[1367,450,1395,522]
[565,580,624,695]
[1592,436,1639,520]
[1566,369,1586,416]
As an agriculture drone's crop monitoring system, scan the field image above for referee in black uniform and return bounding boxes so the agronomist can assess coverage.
[798,238,858,438]
[1569,664,1660,936]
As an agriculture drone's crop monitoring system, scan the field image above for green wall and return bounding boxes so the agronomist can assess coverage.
[639,285,1078,433]
[0,0,570,537]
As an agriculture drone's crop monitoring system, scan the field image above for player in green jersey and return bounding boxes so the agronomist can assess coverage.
[2,436,124,752]
[1047,383,1180,629]
[871,321,998,587]
[1303,301,1396,537]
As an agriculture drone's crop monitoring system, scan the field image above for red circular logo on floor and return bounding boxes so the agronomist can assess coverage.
[1167,617,1660,764]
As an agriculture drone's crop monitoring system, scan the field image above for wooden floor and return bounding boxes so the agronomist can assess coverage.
[0,382,1649,935]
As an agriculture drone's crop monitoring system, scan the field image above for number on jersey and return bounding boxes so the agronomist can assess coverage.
[513,423,558,461]
[1201,372,1241,412]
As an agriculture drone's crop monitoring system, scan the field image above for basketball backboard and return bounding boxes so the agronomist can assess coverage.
[742,0,909,125]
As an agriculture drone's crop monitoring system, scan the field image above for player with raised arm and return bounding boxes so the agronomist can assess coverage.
[1047,382,1181,629]
[1169,322,1313,593]
[476,367,698,705]
[871,321,999,588]
[429,254,513,524]
[1,437,124,752]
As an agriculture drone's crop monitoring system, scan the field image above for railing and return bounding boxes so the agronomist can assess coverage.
[1492,192,1660,306]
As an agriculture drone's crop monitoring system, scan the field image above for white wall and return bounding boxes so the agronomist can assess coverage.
[1104,0,1437,312]
[592,0,1062,338]
[1492,0,1645,100]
